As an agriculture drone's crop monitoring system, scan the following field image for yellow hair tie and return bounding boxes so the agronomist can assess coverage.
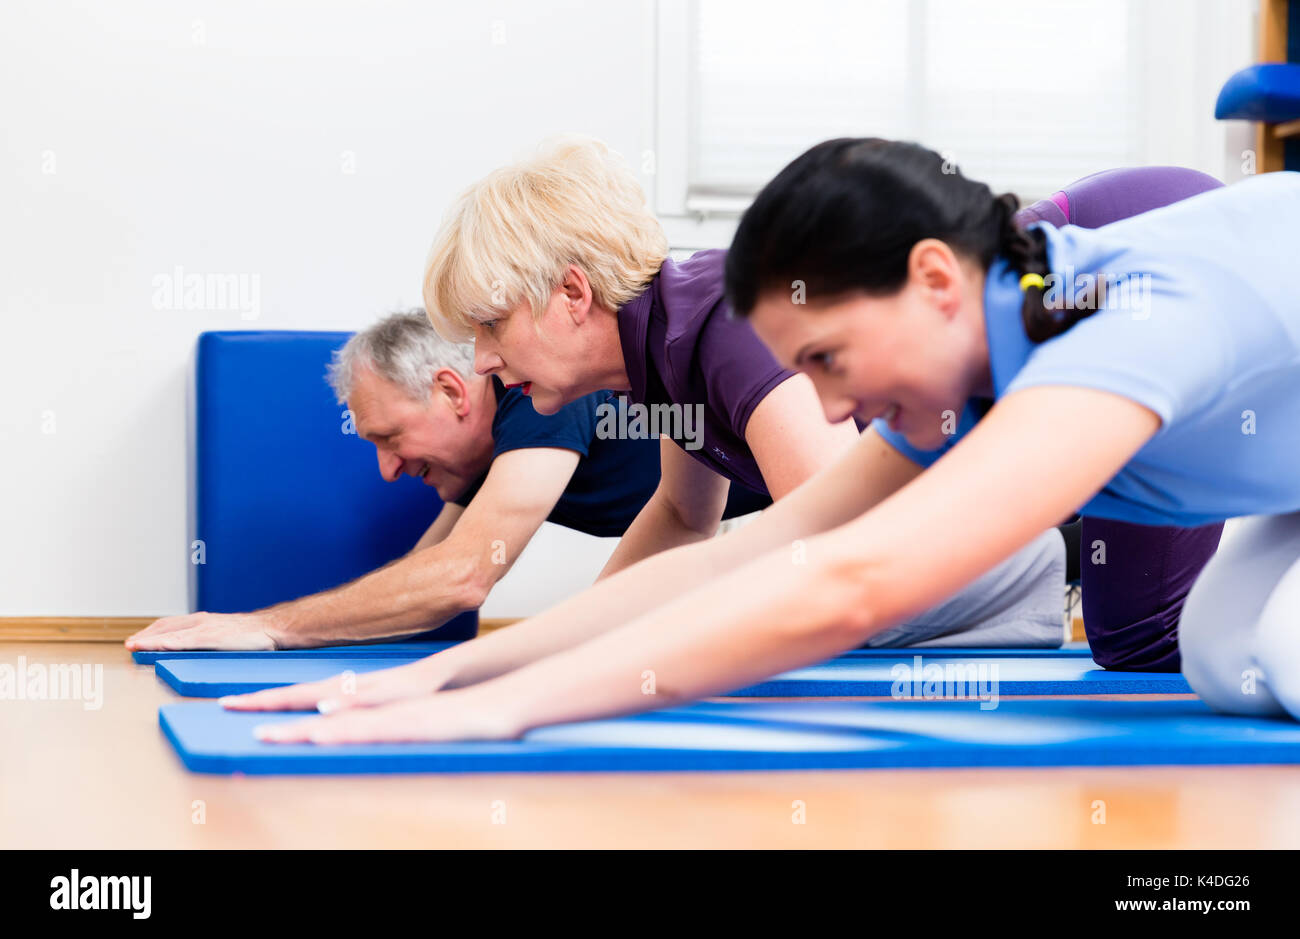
[1019,273,1045,291]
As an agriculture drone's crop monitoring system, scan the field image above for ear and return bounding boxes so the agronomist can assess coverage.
[907,239,964,319]
[433,368,473,418]
[557,264,595,324]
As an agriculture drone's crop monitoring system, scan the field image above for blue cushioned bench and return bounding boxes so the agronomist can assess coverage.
[192,331,476,640]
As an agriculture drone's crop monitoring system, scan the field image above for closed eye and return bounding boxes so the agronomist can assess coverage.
[808,350,838,371]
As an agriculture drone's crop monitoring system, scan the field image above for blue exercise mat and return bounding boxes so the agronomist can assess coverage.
[131,641,456,665]
[159,698,1300,775]
[133,642,1089,666]
[154,653,1185,698]
[157,656,428,695]
[733,656,1187,696]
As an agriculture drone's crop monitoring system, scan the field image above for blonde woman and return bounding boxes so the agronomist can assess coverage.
[225,138,1073,742]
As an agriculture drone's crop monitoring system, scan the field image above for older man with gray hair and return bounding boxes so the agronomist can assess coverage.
[128,311,769,651]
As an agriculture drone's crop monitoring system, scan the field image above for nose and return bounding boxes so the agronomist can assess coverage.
[474,341,503,376]
[375,447,403,483]
[807,375,858,425]
[823,398,859,426]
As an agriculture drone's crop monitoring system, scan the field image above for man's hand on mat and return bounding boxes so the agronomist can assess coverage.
[220,657,450,713]
[252,690,521,744]
[126,612,287,651]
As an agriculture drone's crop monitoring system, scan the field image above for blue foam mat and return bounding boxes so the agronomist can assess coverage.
[159,698,1300,775]
[132,641,456,664]
[157,657,427,695]
[134,642,1090,665]
[735,656,1186,696]
[154,652,1186,698]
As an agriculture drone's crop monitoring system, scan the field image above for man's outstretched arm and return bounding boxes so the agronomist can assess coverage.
[125,447,580,651]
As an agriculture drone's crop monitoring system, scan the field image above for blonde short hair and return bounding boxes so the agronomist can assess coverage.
[423,137,669,341]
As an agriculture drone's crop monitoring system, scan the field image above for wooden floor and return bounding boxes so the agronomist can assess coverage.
[4,640,1300,849]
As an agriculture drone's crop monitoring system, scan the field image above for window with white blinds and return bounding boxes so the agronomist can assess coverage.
[682,0,1140,212]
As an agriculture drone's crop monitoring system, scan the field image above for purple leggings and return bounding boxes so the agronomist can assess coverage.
[1081,518,1223,672]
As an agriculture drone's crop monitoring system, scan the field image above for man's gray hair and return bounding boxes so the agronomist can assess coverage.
[327,310,476,404]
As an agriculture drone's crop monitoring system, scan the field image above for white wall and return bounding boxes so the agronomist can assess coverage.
[0,0,653,615]
[0,0,1263,617]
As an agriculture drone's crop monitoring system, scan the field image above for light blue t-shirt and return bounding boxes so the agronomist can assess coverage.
[875,171,1300,527]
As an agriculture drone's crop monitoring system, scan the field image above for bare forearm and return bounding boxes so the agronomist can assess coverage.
[407,504,463,555]
[408,529,444,554]
[435,526,759,688]
[434,430,915,688]
[470,535,878,731]
[265,548,487,646]
[598,496,715,579]
[474,390,1162,731]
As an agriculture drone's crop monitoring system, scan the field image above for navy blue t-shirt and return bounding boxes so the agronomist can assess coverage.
[452,378,768,536]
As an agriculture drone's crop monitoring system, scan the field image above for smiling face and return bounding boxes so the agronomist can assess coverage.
[346,365,496,502]
[470,265,631,415]
[747,240,992,450]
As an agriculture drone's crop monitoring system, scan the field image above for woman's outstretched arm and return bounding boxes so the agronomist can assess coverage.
[255,385,1158,742]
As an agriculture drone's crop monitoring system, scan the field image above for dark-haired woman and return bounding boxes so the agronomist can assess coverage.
[238,142,1299,744]
[723,140,1299,719]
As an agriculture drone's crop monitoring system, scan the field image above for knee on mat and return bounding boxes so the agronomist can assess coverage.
[1180,631,1286,718]
[1177,587,1283,715]
[1083,608,1181,672]
[1251,562,1300,719]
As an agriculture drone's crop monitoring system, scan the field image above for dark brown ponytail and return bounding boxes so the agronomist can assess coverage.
[994,192,1098,343]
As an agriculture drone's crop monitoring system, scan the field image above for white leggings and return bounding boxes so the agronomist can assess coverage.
[1180,511,1300,718]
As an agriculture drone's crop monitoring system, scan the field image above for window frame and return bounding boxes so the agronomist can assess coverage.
[651,0,1257,250]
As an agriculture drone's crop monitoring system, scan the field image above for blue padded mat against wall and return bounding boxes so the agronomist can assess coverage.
[192,331,476,640]
[1215,63,1300,123]
[153,653,1188,698]
[159,699,1300,775]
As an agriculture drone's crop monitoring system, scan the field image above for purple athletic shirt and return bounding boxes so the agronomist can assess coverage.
[616,249,794,495]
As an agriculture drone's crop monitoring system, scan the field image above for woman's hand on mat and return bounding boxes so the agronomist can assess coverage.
[125,612,286,651]
[252,687,522,745]
[220,656,452,713]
